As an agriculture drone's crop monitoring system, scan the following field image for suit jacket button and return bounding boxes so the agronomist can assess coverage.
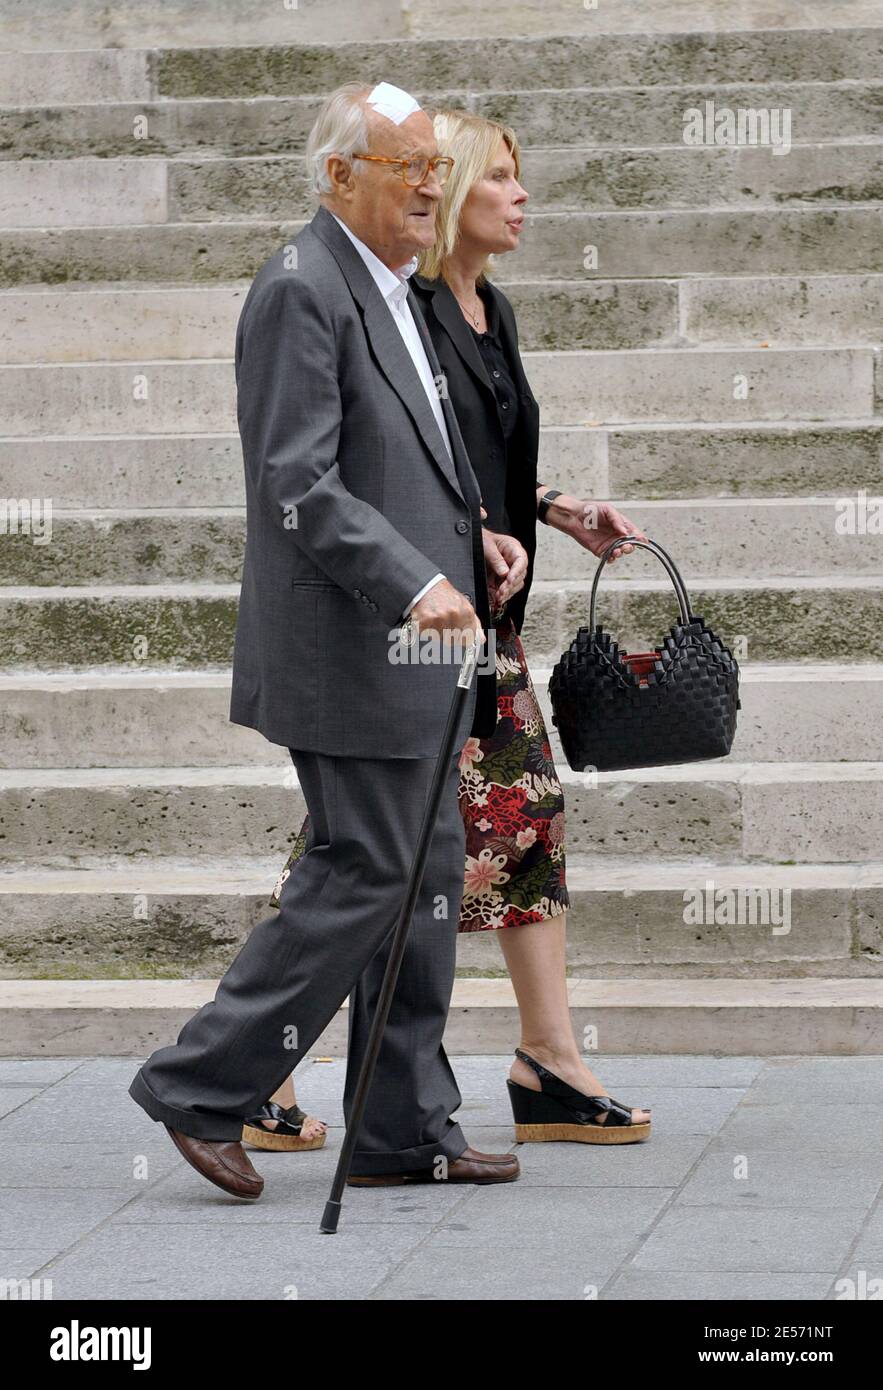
[455,519,469,534]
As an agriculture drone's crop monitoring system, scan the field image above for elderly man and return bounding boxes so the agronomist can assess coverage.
[128,81,528,1196]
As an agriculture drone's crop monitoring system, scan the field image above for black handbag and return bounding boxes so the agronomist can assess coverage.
[548,534,741,773]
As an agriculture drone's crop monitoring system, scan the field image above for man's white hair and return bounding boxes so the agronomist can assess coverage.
[305,82,373,195]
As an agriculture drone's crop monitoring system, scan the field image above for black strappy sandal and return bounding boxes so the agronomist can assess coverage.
[507,1047,651,1145]
[241,1101,327,1153]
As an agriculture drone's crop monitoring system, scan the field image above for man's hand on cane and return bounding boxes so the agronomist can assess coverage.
[409,580,485,651]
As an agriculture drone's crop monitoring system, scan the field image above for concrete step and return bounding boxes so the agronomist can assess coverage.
[0,665,879,768]
[534,499,883,581]
[477,83,883,151]
[5,21,878,100]
[518,143,883,214]
[1,422,878,506]
[0,857,879,980]
[0,761,880,867]
[677,275,883,349]
[0,48,153,106]
[0,348,876,434]
[3,208,880,285]
[501,209,883,280]
[0,432,250,508]
[0,508,248,585]
[3,84,880,162]
[403,1,882,42]
[6,30,876,106]
[522,574,883,665]
[0,279,678,356]
[509,345,879,423]
[162,145,883,223]
[4,275,883,360]
[2,976,881,1055]
[2,499,880,586]
[0,160,170,230]
[150,29,883,101]
[0,0,404,52]
[1,576,878,669]
[5,19,878,102]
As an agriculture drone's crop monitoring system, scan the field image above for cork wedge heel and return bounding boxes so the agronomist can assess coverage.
[506,1047,651,1145]
[241,1101,326,1152]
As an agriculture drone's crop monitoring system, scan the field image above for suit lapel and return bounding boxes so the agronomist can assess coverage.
[495,290,537,405]
[405,284,483,510]
[492,284,541,465]
[310,206,465,503]
[414,275,495,398]
[414,274,539,508]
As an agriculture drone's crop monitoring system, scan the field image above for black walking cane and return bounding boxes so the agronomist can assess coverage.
[320,634,481,1233]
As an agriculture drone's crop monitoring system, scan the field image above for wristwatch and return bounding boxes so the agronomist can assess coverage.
[537,488,563,524]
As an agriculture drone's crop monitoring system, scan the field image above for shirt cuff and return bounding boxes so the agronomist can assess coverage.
[401,572,445,619]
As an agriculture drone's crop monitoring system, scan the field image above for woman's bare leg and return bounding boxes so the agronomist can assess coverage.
[496,913,650,1124]
[262,1072,327,1138]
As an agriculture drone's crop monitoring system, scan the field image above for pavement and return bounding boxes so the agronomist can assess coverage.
[1,1053,882,1301]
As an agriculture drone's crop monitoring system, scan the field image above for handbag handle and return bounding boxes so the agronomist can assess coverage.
[588,534,694,629]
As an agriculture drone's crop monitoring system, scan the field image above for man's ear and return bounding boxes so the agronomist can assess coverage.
[326,155,355,197]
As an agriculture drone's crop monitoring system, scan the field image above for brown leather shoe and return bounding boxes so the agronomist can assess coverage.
[347,1144,520,1186]
[164,1124,264,1200]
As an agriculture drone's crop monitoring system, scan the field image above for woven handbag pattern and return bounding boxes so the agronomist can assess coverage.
[548,535,741,773]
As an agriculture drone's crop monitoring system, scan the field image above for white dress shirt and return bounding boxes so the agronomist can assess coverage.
[330,212,447,618]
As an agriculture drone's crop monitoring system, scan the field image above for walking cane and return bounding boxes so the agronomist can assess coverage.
[320,633,481,1233]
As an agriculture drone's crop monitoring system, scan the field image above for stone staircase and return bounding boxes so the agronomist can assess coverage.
[1,1,881,1052]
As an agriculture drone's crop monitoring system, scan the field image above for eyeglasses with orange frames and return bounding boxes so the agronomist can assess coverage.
[351,153,455,187]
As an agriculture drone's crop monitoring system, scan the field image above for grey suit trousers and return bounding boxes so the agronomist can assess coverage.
[129,748,470,1174]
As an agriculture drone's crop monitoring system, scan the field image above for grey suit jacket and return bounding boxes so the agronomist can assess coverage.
[229,204,495,758]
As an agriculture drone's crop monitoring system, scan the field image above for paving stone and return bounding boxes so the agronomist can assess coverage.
[633,1205,866,1272]
[37,1222,429,1300]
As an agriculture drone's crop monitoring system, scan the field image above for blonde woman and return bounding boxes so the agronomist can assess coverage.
[250,109,651,1152]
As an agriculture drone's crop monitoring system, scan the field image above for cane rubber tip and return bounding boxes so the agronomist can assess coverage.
[319,1199,341,1233]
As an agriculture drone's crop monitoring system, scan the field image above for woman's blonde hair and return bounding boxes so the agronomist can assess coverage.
[418,109,522,284]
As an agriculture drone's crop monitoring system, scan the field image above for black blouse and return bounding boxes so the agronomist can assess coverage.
[468,285,519,534]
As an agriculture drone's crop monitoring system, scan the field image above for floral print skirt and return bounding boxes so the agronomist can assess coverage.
[268,612,569,931]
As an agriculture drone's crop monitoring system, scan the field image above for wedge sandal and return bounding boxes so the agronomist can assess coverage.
[507,1047,651,1144]
[241,1101,327,1152]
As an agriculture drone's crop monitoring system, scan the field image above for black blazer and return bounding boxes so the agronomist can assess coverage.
[411,274,541,638]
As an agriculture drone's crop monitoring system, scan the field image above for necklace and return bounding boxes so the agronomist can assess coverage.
[452,287,483,331]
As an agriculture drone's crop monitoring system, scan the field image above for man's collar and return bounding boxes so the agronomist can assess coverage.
[329,212,418,297]
[397,255,421,282]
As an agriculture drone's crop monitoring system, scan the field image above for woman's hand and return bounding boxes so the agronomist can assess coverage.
[541,493,648,565]
[482,528,528,608]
